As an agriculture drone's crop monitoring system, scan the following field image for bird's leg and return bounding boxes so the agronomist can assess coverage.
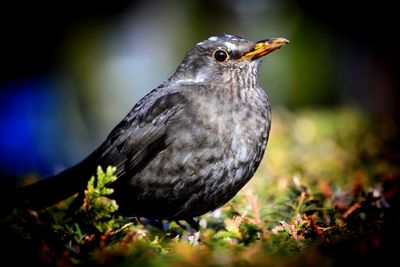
[185,218,201,245]
[174,219,201,244]
[174,218,200,232]
[185,218,200,232]
[174,220,188,230]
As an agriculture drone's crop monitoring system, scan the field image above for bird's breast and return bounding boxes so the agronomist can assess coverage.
[121,86,271,219]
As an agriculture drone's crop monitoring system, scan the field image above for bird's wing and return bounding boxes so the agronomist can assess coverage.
[11,84,199,212]
[95,85,196,181]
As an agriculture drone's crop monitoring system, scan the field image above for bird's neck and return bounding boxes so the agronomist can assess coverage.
[168,63,268,113]
[214,66,265,106]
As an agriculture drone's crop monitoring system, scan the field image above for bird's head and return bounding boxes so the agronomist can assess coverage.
[170,34,288,84]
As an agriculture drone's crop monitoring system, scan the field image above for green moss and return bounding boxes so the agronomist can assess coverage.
[3,107,398,266]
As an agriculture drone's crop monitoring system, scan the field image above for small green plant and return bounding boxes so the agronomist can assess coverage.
[83,166,119,232]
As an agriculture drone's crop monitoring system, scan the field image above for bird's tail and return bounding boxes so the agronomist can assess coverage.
[1,153,98,217]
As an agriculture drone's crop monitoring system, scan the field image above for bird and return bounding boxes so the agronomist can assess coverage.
[9,34,288,226]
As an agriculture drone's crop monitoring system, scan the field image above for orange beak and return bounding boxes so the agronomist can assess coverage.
[241,38,289,60]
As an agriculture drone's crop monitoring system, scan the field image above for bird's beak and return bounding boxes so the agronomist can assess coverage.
[241,38,289,60]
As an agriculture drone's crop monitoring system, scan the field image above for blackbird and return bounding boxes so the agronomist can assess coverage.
[12,34,288,223]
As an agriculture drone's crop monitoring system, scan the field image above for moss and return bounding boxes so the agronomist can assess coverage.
[2,107,399,266]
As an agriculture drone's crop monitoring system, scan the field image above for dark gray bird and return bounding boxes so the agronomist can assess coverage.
[14,34,288,223]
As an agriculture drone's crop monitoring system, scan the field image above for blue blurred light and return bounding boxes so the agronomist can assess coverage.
[0,76,63,176]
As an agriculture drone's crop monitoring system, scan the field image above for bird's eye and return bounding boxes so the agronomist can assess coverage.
[213,49,229,62]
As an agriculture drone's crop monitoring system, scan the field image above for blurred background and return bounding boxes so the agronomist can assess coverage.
[0,0,398,179]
